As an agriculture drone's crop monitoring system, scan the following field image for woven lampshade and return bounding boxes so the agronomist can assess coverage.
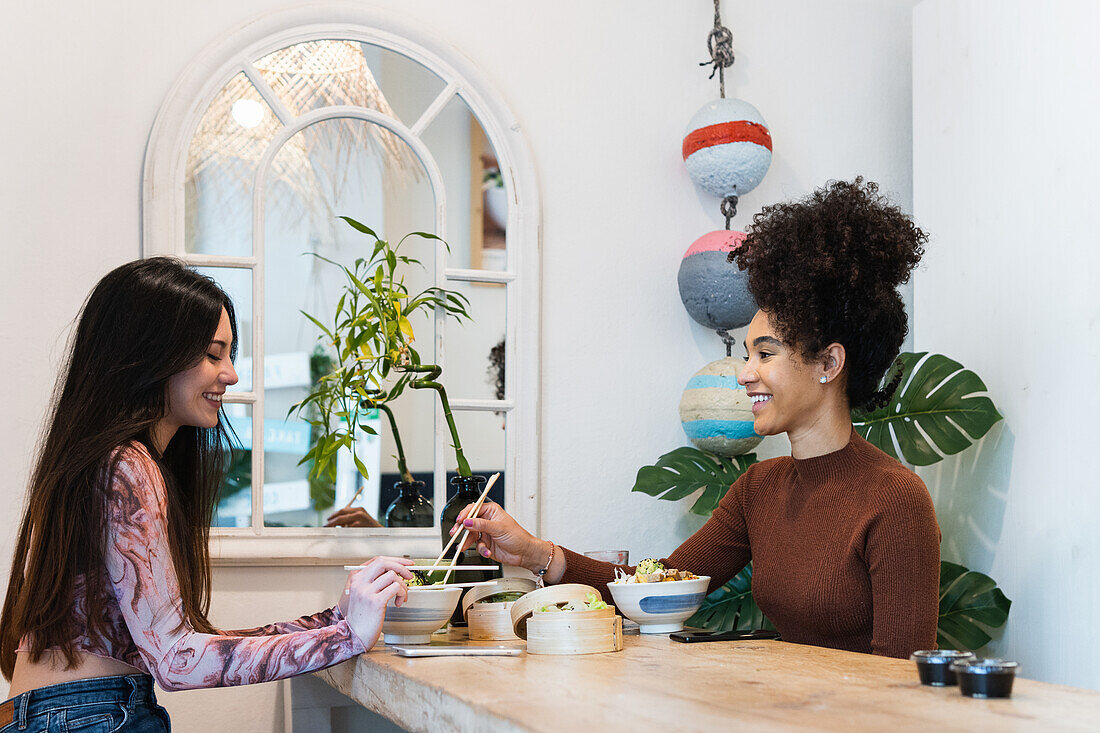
[185,40,424,250]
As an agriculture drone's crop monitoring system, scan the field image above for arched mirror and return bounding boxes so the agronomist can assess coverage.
[144,7,539,561]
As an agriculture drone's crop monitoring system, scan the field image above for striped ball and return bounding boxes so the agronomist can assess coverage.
[679,357,762,457]
[682,98,772,199]
[678,230,756,331]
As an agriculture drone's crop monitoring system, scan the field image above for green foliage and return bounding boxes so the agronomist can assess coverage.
[937,561,1012,651]
[291,218,471,483]
[685,565,773,632]
[631,447,757,517]
[852,352,1003,466]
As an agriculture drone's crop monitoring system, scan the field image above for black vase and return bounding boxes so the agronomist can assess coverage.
[440,474,501,626]
[384,480,433,528]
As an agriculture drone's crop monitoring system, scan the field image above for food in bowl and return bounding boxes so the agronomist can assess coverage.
[478,591,526,604]
[537,593,608,612]
[607,574,710,634]
[612,561,698,584]
[381,586,462,644]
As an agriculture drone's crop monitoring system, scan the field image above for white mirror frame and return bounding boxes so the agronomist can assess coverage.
[143,3,541,566]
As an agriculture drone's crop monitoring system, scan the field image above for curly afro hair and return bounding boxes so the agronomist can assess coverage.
[732,178,927,412]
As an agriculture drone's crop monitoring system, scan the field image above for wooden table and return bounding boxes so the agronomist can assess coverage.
[316,628,1100,732]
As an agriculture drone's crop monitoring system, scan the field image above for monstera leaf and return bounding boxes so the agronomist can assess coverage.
[631,448,757,517]
[937,561,1012,651]
[685,564,774,632]
[852,352,1003,466]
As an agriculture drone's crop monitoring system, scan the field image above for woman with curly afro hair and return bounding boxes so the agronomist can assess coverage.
[451,179,941,659]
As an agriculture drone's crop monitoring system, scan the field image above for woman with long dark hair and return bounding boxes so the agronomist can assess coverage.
[1,258,412,730]
[452,179,941,659]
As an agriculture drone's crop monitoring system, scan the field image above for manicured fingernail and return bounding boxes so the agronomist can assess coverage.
[481,548,491,557]
[464,519,474,527]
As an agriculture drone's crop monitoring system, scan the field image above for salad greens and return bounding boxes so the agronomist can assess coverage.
[478,591,526,604]
[636,558,665,575]
[538,593,608,612]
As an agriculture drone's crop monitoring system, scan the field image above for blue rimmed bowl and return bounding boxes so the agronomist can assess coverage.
[606,576,710,634]
[382,587,462,644]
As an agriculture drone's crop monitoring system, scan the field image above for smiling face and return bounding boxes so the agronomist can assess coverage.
[158,308,238,449]
[738,310,830,437]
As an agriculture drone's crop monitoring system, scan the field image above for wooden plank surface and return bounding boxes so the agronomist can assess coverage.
[316,628,1100,732]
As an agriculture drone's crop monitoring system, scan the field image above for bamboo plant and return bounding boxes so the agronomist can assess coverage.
[291,216,472,485]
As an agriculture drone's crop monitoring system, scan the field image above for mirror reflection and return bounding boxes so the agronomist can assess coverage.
[185,40,510,529]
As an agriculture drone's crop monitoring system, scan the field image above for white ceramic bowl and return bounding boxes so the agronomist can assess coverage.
[606,576,710,634]
[382,587,462,644]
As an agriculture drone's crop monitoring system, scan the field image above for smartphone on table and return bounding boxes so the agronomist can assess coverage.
[669,629,781,643]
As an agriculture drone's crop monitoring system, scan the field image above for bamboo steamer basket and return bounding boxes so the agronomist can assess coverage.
[462,578,537,641]
[468,604,520,641]
[526,606,623,655]
[509,584,623,655]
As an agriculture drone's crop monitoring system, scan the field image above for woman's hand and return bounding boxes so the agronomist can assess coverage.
[452,502,553,575]
[340,556,414,650]
[325,507,382,527]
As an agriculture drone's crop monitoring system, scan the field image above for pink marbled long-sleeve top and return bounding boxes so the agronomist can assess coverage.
[20,443,365,690]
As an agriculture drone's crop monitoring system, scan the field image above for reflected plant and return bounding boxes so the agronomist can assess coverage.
[398,363,472,477]
[291,216,471,484]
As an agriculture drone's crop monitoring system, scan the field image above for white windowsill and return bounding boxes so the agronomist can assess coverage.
[210,529,441,566]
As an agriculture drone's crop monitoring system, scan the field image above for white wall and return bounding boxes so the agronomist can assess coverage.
[913,0,1100,690]
[1,0,922,727]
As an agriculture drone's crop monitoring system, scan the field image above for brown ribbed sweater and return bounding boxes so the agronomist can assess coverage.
[561,430,941,659]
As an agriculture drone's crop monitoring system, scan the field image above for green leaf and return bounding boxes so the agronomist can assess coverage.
[685,565,774,632]
[852,352,1003,466]
[631,447,757,517]
[339,216,379,239]
[352,451,371,481]
[402,231,444,248]
[300,311,335,342]
[936,561,1011,651]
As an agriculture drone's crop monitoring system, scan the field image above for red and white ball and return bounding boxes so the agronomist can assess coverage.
[682,98,772,199]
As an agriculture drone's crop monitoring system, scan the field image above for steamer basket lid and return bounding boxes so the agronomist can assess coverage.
[508,583,600,639]
[461,577,538,619]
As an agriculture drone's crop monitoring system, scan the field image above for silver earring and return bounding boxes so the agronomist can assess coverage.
[820,376,828,384]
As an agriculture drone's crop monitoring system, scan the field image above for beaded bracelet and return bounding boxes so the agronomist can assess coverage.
[536,542,556,587]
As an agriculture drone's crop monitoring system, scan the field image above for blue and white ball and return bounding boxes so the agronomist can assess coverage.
[679,357,762,457]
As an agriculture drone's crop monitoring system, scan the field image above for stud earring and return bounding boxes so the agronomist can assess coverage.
[819,376,828,384]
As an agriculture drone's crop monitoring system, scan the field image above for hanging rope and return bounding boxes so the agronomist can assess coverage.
[716,329,737,357]
[700,0,735,98]
[721,195,739,230]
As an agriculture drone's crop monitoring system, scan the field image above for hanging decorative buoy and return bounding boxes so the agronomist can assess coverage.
[682,98,772,200]
[679,357,762,457]
[678,230,756,331]
[670,2,768,457]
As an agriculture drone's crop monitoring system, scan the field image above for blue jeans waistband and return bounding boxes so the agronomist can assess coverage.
[3,674,156,722]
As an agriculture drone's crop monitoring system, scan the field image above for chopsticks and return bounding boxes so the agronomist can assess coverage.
[438,472,499,585]
[340,483,366,511]
[407,579,498,589]
[342,565,500,571]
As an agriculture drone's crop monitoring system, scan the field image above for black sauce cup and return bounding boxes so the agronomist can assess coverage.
[910,650,976,686]
[949,658,1020,698]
